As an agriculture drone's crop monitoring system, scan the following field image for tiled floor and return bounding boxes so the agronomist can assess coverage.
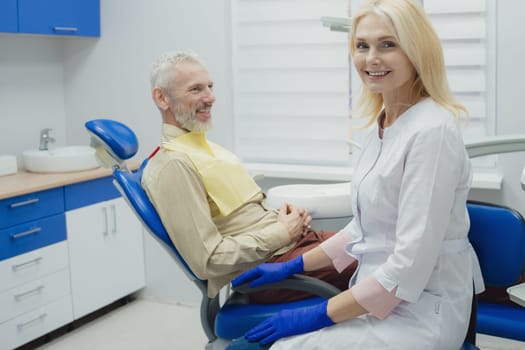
[477,335,525,350]
[24,298,525,350]
[32,299,208,350]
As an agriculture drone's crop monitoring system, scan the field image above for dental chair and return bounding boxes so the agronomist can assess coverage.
[85,119,342,349]
[85,118,479,350]
[460,137,525,343]
[467,201,525,342]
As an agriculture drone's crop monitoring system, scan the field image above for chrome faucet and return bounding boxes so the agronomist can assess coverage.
[39,128,56,151]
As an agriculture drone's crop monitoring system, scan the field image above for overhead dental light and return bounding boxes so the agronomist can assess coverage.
[320,16,351,32]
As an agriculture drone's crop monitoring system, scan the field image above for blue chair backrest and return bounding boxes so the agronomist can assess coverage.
[86,119,217,341]
[85,119,202,283]
[468,201,525,286]
[113,160,200,282]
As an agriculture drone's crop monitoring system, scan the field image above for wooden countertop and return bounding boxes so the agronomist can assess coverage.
[0,162,140,200]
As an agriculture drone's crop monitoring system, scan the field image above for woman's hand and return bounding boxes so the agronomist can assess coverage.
[245,300,334,345]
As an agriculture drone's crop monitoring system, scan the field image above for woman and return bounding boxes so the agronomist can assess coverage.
[227,0,484,349]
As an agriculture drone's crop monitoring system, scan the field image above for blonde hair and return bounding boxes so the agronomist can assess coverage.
[349,0,467,125]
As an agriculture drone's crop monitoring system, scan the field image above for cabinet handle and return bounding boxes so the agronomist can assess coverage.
[16,313,47,330]
[102,207,109,235]
[10,227,41,239]
[9,198,39,208]
[12,257,43,271]
[110,204,117,234]
[14,285,45,301]
[53,26,78,33]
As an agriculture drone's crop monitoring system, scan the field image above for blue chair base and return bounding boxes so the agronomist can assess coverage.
[215,296,326,340]
[477,302,525,341]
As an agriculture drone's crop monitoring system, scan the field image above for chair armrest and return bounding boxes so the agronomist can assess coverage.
[507,283,525,308]
[232,274,341,299]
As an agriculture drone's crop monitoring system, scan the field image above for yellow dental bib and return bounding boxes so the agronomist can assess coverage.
[162,132,261,217]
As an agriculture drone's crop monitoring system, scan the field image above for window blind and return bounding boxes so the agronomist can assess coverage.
[231,0,352,166]
[424,0,493,143]
[232,0,494,168]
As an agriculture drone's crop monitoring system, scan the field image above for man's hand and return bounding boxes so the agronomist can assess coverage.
[291,204,313,233]
[277,203,312,241]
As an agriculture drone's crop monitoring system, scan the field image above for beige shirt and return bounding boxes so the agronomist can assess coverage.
[142,124,293,297]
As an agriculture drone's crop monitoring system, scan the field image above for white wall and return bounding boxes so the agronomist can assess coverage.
[0,36,67,165]
[1,1,525,304]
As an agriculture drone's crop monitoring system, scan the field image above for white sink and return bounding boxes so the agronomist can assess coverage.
[23,145,100,173]
[265,182,353,219]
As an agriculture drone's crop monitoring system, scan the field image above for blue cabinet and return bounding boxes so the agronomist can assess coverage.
[0,188,65,229]
[0,187,66,261]
[0,0,17,33]
[0,213,67,261]
[64,176,120,211]
[0,0,100,37]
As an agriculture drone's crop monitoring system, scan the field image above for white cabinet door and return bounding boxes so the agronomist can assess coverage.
[66,197,145,319]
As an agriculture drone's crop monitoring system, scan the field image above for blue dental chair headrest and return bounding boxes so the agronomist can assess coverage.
[85,119,139,168]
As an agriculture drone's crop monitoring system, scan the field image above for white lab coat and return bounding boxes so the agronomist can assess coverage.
[271,99,484,350]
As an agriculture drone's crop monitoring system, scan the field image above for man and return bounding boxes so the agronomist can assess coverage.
[142,50,355,302]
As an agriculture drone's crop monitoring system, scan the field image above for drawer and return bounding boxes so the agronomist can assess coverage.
[0,268,71,324]
[0,295,73,350]
[0,213,66,261]
[0,187,64,229]
[0,241,69,293]
[65,176,120,211]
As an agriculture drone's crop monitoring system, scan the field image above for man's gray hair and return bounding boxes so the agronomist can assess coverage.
[150,50,206,90]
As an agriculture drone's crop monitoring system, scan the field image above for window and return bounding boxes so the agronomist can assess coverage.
[231,0,351,169]
[231,0,495,177]
[423,0,495,144]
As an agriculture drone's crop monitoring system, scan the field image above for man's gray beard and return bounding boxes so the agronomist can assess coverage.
[175,112,212,133]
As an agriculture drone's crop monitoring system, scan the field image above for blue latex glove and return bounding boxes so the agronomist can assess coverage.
[231,255,304,288]
[245,300,334,345]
